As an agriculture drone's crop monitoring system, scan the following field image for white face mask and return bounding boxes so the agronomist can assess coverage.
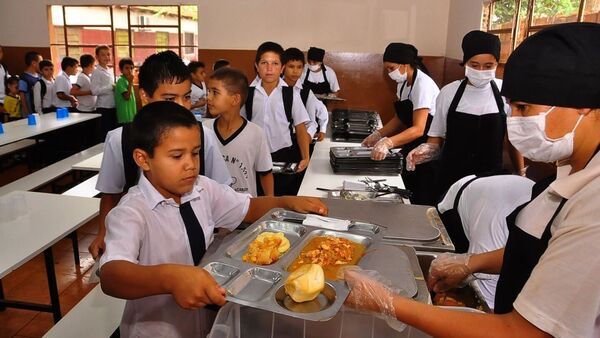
[507,106,584,163]
[388,67,407,83]
[465,66,496,88]
[308,63,321,72]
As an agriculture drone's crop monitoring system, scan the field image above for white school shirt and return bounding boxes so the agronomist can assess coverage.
[53,72,72,108]
[99,174,250,338]
[428,79,511,138]
[396,71,439,117]
[96,125,232,194]
[0,64,8,103]
[291,81,328,137]
[33,77,54,113]
[91,64,115,108]
[300,64,340,93]
[74,72,96,112]
[511,151,600,338]
[191,82,207,116]
[206,118,272,197]
[438,174,534,309]
[240,78,310,153]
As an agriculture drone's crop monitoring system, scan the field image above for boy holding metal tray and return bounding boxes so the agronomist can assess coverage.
[99,101,327,338]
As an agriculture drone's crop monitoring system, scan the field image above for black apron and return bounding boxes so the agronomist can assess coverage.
[437,79,506,199]
[394,69,436,205]
[302,66,331,95]
[494,177,566,314]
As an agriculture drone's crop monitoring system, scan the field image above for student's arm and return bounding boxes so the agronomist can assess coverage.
[118,75,134,101]
[386,108,430,147]
[191,98,207,109]
[91,71,113,96]
[295,123,311,172]
[19,92,29,116]
[33,82,42,114]
[258,172,274,196]
[101,261,226,309]
[71,84,91,96]
[244,196,327,223]
[426,136,444,147]
[89,193,121,259]
[377,115,403,138]
[57,91,78,107]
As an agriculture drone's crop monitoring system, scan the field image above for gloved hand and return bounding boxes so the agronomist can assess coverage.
[371,137,394,161]
[343,267,406,332]
[427,253,471,293]
[361,130,382,147]
[406,143,441,171]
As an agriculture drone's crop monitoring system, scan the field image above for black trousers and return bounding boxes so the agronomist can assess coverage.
[96,107,117,139]
[271,144,304,196]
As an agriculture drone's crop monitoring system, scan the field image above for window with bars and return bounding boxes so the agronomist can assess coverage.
[48,5,198,76]
[482,0,600,62]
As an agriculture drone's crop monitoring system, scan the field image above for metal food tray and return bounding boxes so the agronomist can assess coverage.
[327,190,405,203]
[204,208,420,322]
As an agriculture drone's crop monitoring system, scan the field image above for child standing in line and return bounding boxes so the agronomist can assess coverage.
[53,56,79,110]
[18,51,42,117]
[189,61,207,119]
[3,76,21,121]
[114,57,137,124]
[91,45,116,136]
[205,67,274,197]
[71,54,97,113]
[33,59,55,114]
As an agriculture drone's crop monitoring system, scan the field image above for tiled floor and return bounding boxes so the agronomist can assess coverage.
[1,162,100,338]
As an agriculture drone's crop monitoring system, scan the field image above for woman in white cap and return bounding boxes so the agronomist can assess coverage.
[345,22,600,337]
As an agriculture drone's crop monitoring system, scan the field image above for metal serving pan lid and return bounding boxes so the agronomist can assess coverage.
[323,199,441,242]
[358,245,418,298]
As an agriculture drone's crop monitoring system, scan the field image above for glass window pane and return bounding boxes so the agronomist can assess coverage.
[494,32,513,63]
[130,26,179,46]
[68,47,97,60]
[67,27,112,46]
[131,47,179,66]
[532,0,580,26]
[490,0,516,30]
[129,6,180,27]
[583,0,600,23]
[65,6,111,25]
[50,5,64,26]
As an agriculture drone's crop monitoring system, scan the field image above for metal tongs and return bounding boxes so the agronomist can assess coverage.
[271,210,384,233]
[360,177,413,199]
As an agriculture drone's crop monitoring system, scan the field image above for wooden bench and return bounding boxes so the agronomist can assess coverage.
[0,139,43,171]
[42,284,125,338]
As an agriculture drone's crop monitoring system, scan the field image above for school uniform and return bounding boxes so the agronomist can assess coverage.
[206,118,272,197]
[290,81,328,138]
[429,78,510,197]
[74,72,96,112]
[33,77,55,114]
[99,174,250,338]
[18,72,39,115]
[0,63,8,104]
[53,72,73,109]
[95,125,232,194]
[437,174,534,309]
[300,64,340,95]
[191,81,207,117]
[91,64,116,136]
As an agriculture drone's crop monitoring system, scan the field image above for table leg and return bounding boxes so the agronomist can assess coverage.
[44,247,62,323]
[0,279,5,311]
[69,231,81,268]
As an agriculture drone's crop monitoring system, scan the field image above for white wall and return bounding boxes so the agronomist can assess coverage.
[445,0,485,60]
[0,0,483,57]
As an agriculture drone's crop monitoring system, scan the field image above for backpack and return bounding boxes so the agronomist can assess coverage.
[121,121,206,192]
[245,86,295,138]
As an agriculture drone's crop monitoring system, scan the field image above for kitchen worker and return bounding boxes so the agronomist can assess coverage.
[344,22,600,338]
[361,43,440,205]
[407,30,523,199]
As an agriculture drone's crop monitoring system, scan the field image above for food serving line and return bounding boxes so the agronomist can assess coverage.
[202,110,487,338]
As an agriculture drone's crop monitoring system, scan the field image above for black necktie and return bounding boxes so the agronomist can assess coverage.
[179,201,206,265]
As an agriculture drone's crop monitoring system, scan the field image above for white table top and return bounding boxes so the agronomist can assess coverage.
[62,174,100,198]
[0,191,99,279]
[0,113,101,146]
[298,138,408,203]
[72,153,103,171]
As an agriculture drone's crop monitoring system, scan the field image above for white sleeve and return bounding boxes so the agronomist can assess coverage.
[327,67,340,93]
[427,87,450,138]
[96,129,126,194]
[99,202,145,268]
[255,126,273,173]
[315,96,329,133]
[33,82,42,114]
[202,126,232,185]
[411,78,438,112]
[90,70,112,96]
[55,76,70,95]
[204,178,251,231]
[291,91,310,126]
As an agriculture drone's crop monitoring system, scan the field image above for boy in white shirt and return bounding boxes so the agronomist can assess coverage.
[205,67,274,197]
[91,45,116,136]
[53,56,78,110]
[99,101,327,338]
[188,61,207,118]
[33,59,55,114]
[71,54,96,113]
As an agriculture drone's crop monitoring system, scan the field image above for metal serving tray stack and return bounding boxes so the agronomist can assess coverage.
[330,146,403,175]
[331,109,379,142]
[204,209,424,322]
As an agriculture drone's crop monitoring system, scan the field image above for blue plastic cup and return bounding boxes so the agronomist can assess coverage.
[56,108,66,119]
[0,122,4,134]
[27,114,37,125]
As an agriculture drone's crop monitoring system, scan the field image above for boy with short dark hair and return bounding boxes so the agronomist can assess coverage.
[99,101,326,337]
[243,41,311,196]
[33,59,55,114]
[205,67,274,196]
[71,53,96,113]
[212,59,230,71]
[90,50,231,260]
[19,51,42,116]
[282,47,329,141]
[188,61,207,118]
[115,57,136,124]
[91,44,116,136]
[53,56,79,110]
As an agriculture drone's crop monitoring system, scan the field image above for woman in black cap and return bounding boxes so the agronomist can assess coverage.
[344,22,600,337]
[362,42,440,205]
[407,31,523,202]
[302,47,340,95]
